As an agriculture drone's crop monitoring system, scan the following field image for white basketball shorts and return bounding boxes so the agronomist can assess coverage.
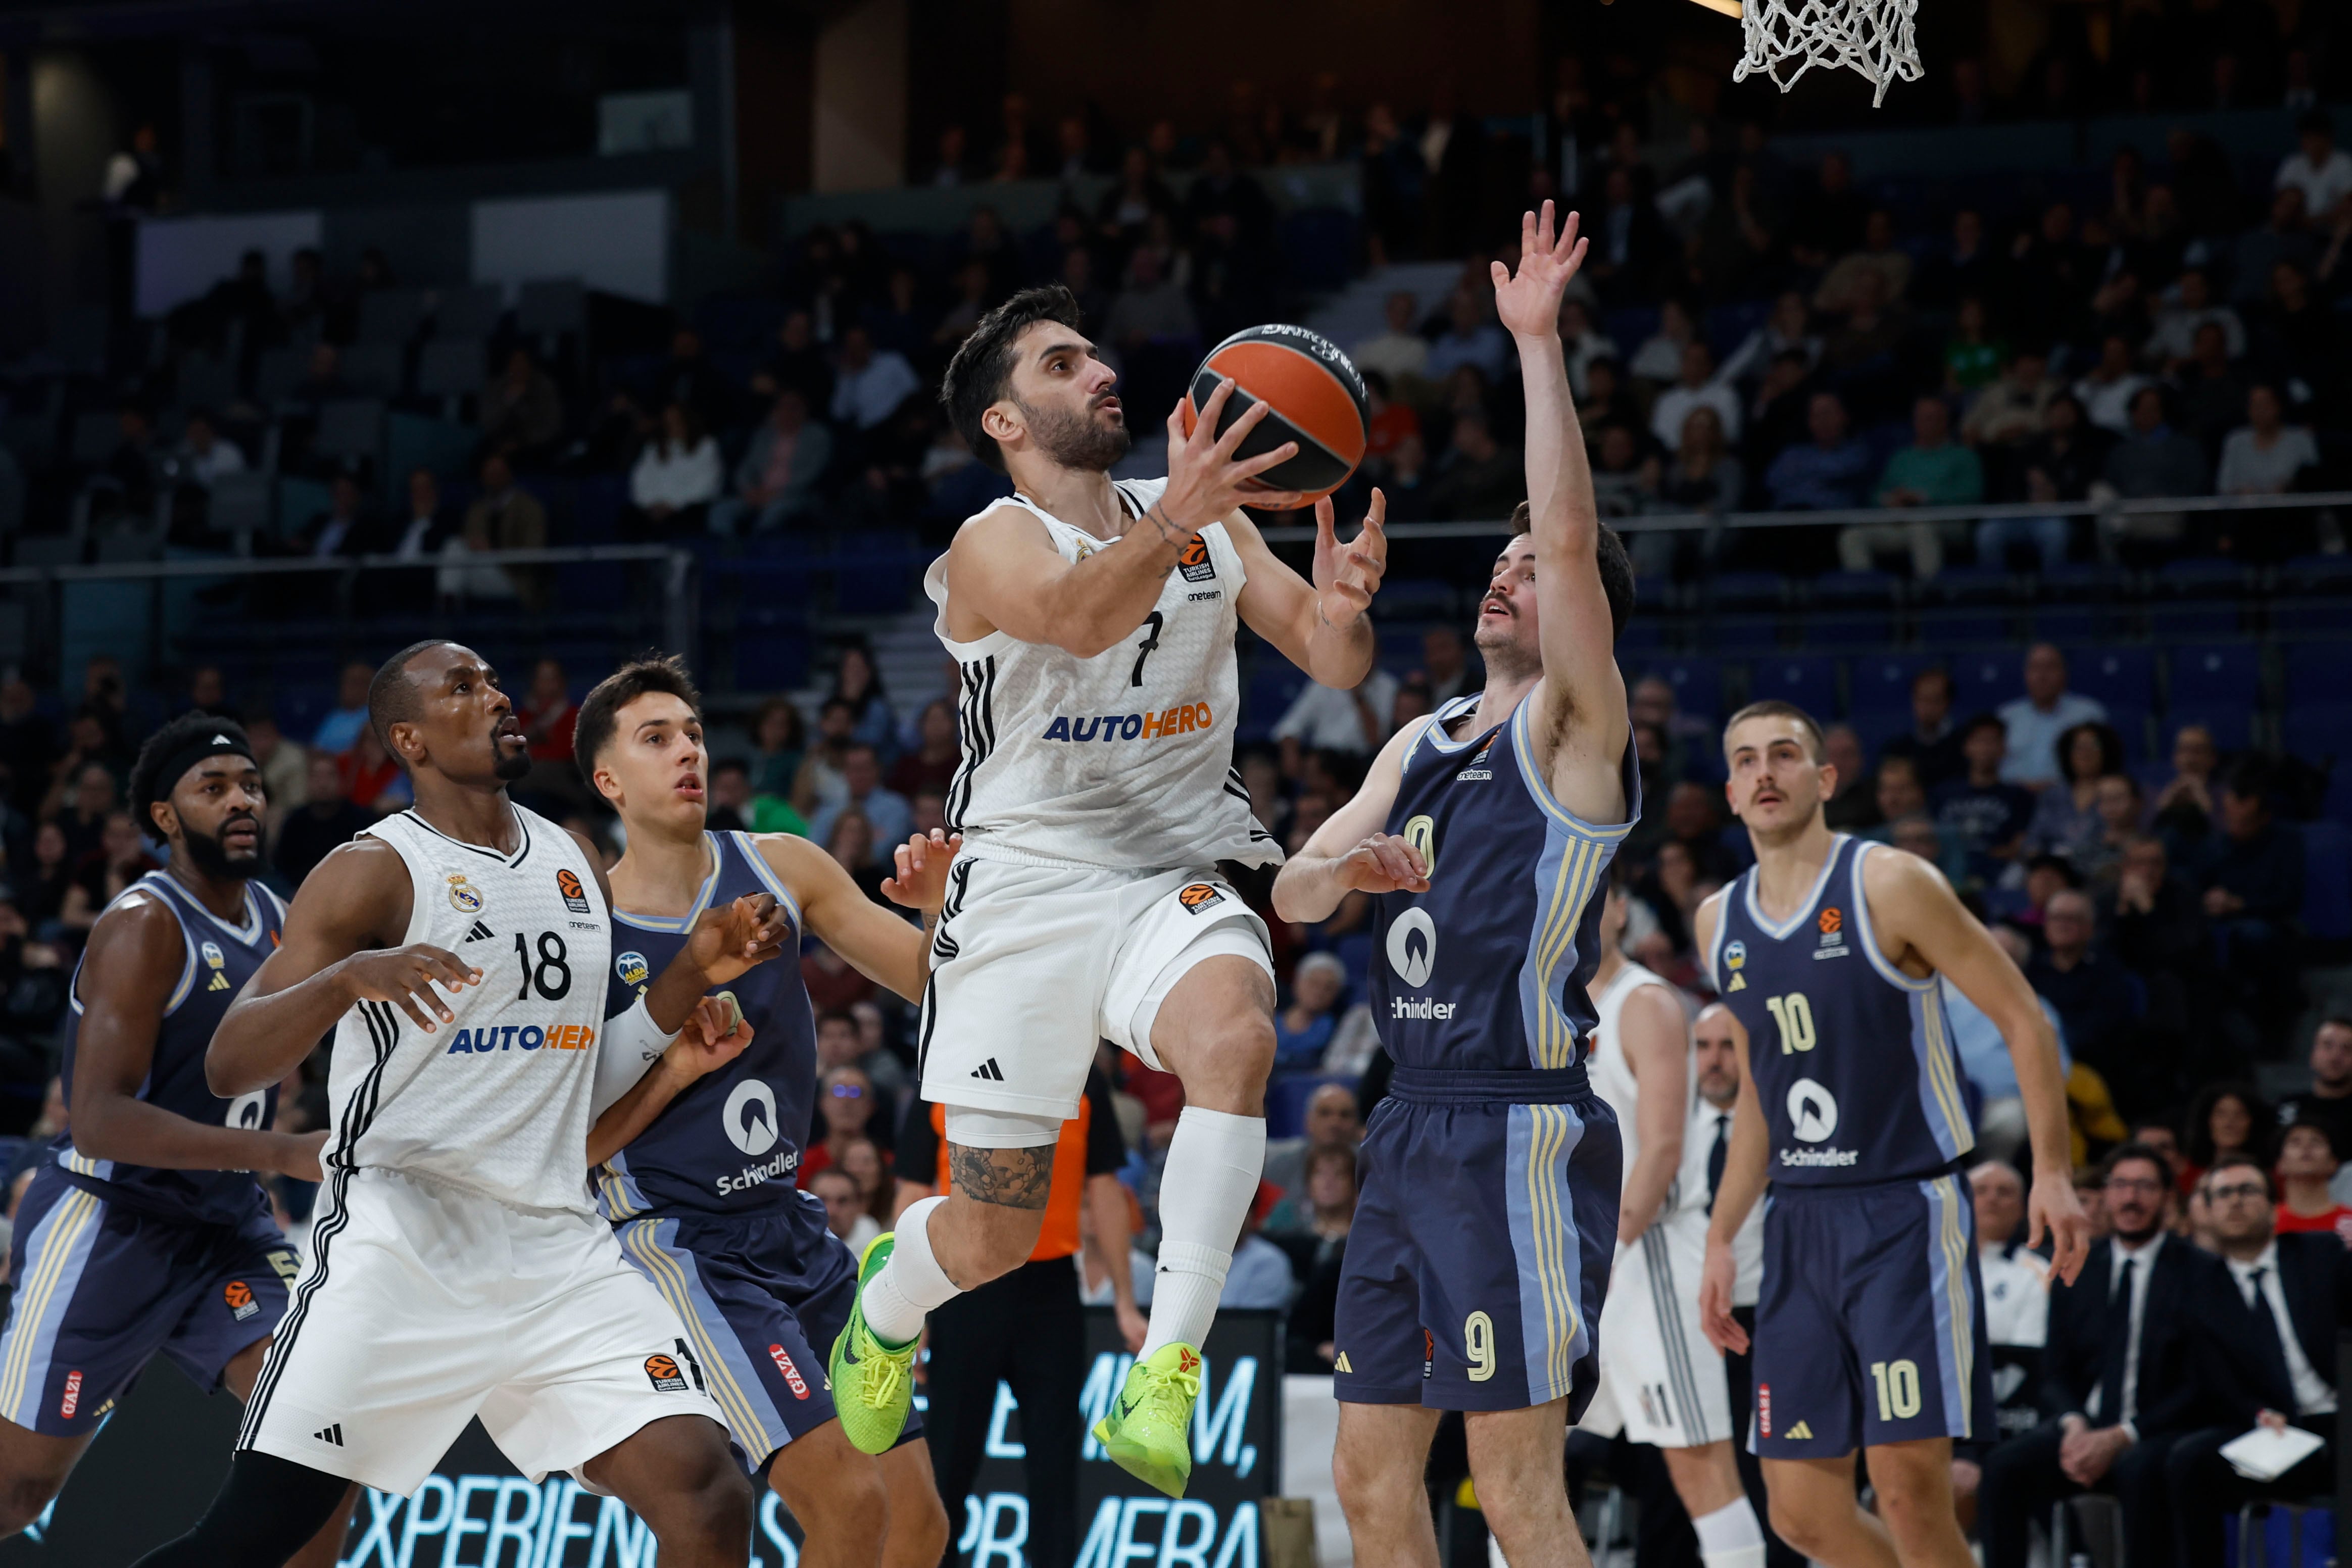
[238,1167,727,1495]
[1583,1204,1732,1448]
[918,857,1273,1124]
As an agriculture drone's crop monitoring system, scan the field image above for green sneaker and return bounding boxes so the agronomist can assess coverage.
[827,1234,919,1455]
[1091,1343,1202,1498]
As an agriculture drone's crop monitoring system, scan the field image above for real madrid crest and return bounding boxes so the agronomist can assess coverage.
[447,874,483,914]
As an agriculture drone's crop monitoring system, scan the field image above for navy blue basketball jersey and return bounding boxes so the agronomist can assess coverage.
[1708,834,1974,1185]
[1370,695,1640,1073]
[53,871,287,1225]
[596,832,817,1220]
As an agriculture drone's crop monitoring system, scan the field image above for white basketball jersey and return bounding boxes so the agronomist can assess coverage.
[322,804,611,1213]
[924,476,1280,872]
[1588,959,1695,1212]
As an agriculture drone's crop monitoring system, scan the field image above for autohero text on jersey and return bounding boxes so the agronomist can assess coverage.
[1039,703,1216,743]
[444,1022,596,1055]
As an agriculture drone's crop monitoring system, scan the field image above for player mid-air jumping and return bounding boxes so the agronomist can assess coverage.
[1273,203,1636,1568]
[0,715,351,1564]
[132,642,788,1568]
[829,283,1387,1498]
[573,653,953,1568]
[1696,702,2090,1568]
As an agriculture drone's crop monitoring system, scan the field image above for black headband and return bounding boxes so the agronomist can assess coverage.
[148,729,257,813]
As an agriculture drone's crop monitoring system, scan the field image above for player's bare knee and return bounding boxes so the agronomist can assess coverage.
[777,1456,887,1560]
[0,1471,63,1537]
[892,1475,951,1565]
[1173,1013,1276,1112]
[678,1461,756,1549]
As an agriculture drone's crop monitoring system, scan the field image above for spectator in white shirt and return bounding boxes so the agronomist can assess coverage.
[829,324,923,432]
[2073,333,2150,435]
[1717,289,1821,389]
[627,402,724,534]
[2275,112,2352,222]
[2216,383,2321,497]
[1627,297,1699,386]
[1351,290,1430,386]
[1273,669,1399,777]
[1648,341,1743,453]
[173,411,246,488]
[713,388,834,535]
[1997,643,2109,790]
[2142,268,2245,368]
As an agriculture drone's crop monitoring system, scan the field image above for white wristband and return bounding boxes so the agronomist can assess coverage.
[592,995,672,1117]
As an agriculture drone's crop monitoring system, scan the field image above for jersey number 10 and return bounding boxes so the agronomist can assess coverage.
[1763,992,1816,1055]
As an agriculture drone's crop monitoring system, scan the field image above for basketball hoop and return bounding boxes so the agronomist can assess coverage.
[1707,0,1923,108]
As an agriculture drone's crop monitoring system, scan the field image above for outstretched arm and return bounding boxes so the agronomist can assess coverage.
[1271,717,1432,923]
[1866,846,2089,1285]
[1230,492,1387,688]
[1494,203,1629,821]
[765,830,958,1004]
[946,381,1308,658]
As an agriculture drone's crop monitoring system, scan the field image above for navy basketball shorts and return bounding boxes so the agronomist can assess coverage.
[613,1203,924,1468]
[1334,1069,1621,1415]
[1751,1169,1992,1458]
[0,1168,296,1437]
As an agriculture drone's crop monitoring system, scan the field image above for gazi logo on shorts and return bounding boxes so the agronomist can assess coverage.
[224,1280,260,1322]
[1037,704,1213,743]
[768,1344,812,1399]
[1780,1077,1856,1168]
[443,1021,595,1056]
[557,868,592,915]
[1757,1382,1772,1438]
[717,1079,799,1196]
[1386,909,1452,1021]
[59,1370,81,1419]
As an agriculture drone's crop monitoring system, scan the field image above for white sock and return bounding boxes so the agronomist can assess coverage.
[1140,1107,1265,1358]
[859,1195,957,1345]
[1690,1496,1766,1568]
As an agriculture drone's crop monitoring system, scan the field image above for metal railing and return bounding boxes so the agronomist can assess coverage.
[1257,488,2352,545]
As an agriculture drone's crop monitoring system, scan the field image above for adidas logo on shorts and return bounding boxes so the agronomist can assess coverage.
[313,1423,345,1446]
[969,1058,1006,1082]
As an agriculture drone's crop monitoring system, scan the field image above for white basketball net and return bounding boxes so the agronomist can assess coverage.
[1733,0,1922,108]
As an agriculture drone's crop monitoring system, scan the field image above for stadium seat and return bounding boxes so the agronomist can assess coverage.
[2167,644,2260,712]
[431,284,505,340]
[2283,648,2341,714]
[1708,572,1786,610]
[1950,650,2023,713]
[416,339,486,401]
[312,400,386,465]
[1638,656,1723,721]
[2284,706,2352,768]
[1376,578,1456,617]
[338,342,403,398]
[2065,647,2156,714]
[517,279,587,340]
[1279,209,1358,290]
[2300,821,2352,944]
[1849,653,1937,722]
[2147,602,2245,640]
[1748,654,1839,717]
[66,411,118,466]
[356,288,430,345]
[253,346,308,407]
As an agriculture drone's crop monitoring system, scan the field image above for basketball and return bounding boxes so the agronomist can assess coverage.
[1180,325,1369,505]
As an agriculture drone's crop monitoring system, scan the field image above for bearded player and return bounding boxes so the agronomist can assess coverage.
[829,283,1387,1498]
[1274,204,1635,1568]
[0,715,351,1563]
[574,654,953,1568]
[1695,702,2089,1568]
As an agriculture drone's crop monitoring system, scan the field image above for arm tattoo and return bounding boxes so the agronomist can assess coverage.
[948,1141,1057,1210]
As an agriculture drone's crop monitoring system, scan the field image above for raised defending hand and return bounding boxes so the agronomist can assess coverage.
[1313,488,1388,630]
[1491,202,1589,341]
[2028,1166,2092,1287]
[1335,832,1430,896]
[664,993,756,1083]
[1698,1238,1748,1354]
[1157,378,1311,532]
[881,830,963,914]
[335,943,482,1033]
[685,892,792,985]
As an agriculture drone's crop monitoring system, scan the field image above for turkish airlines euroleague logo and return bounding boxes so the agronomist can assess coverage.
[645,1354,688,1392]
[1178,537,1215,584]
[1818,908,1842,935]
[557,869,592,915]
[1178,884,1227,914]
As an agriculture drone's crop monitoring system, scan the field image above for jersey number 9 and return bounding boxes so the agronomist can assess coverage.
[1464,1311,1495,1383]
[1763,992,1816,1055]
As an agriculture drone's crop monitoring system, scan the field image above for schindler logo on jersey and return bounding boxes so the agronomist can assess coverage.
[1386,909,1455,1019]
[1780,1077,1857,1167]
[718,1079,798,1196]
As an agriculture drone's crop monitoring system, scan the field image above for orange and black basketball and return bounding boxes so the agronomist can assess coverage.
[1180,325,1368,506]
